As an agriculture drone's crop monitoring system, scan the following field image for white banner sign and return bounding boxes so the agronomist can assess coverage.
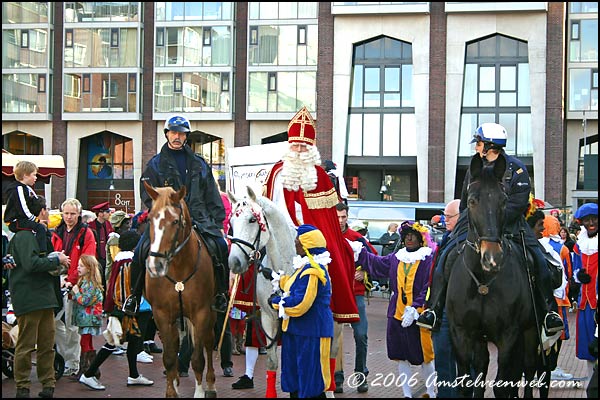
[226,142,289,196]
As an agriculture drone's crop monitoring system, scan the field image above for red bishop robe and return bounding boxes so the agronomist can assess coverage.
[263,161,359,323]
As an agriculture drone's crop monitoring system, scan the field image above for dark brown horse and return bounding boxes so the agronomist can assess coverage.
[143,181,216,398]
[445,154,544,398]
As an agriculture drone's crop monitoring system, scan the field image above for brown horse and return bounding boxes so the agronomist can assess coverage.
[143,181,216,398]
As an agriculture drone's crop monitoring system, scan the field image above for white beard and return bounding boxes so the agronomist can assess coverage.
[280,145,321,192]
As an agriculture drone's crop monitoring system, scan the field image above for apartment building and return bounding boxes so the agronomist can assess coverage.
[2,2,597,213]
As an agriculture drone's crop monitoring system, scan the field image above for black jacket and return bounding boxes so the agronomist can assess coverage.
[141,143,225,237]
[460,150,531,236]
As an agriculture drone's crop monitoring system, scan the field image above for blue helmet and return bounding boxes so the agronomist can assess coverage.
[470,123,507,147]
[163,114,191,135]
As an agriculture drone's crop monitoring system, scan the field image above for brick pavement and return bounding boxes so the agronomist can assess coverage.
[2,295,591,398]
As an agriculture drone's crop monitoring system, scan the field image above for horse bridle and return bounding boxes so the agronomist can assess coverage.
[464,180,507,253]
[462,180,508,295]
[228,204,282,349]
[148,202,192,264]
[148,201,199,331]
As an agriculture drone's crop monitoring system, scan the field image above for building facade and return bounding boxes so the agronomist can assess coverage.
[2,2,598,214]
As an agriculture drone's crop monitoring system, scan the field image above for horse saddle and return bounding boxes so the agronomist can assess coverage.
[523,246,563,290]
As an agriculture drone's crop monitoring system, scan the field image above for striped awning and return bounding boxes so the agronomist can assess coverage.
[2,152,66,178]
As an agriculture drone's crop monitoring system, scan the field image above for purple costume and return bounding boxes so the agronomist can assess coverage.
[357,246,434,364]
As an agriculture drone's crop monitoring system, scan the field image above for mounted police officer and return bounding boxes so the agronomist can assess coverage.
[123,114,229,315]
[417,122,564,335]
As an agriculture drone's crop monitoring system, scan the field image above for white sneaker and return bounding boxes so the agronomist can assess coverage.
[113,346,126,356]
[140,350,153,359]
[79,374,106,390]
[127,375,154,386]
[551,367,574,380]
[64,366,79,376]
[136,351,153,363]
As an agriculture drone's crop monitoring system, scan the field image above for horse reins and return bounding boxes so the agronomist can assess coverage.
[462,211,503,295]
[228,207,282,349]
[149,203,191,264]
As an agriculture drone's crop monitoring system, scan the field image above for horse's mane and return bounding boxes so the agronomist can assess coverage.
[151,186,177,209]
[255,196,296,274]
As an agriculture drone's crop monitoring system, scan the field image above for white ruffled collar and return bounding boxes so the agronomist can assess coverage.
[577,227,598,256]
[292,251,332,270]
[395,246,433,263]
[114,251,134,262]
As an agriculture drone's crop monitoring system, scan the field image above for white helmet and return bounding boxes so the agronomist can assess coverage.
[470,123,507,147]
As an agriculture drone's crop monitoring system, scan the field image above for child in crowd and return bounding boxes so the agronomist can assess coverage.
[270,224,334,398]
[3,161,49,256]
[79,230,153,390]
[71,254,104,379]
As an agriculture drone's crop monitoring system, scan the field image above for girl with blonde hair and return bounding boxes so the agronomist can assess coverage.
[71,254,104,379]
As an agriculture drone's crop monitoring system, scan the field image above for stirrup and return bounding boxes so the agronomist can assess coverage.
[416,309,438,330]
[122,295,139,316]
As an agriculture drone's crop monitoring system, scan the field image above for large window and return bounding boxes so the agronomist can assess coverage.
[64,73,137,113]
[248,24,317,66]
[86,132,133,183]
[569,19,598,62]
[246,2,318,116]
[248,71,315,112]
[2,3,49,24]
[154,3,234,115]
[154,26,231,66]
[347,36,415,158]
[154,72,230,113]
[2,28,49,68]
[155,2,233,21]
[248,2,318,19]
[63,28,139,68]
[459,34,533,157]
[191,133,226,190]
[2,73,48,113]
[64,2,139,22]
[576,134,598,190]
[3,131,43,155]
[569,68,599,111]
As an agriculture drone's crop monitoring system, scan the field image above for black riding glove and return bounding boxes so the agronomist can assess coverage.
[260,266,274,281]
[577,269,592,284]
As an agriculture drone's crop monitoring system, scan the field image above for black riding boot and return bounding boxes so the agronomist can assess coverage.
[531,245,564,335]
[209,235,230,314]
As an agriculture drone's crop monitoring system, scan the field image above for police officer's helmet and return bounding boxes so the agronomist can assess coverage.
[163,114,191,135]
[470,123,507,148]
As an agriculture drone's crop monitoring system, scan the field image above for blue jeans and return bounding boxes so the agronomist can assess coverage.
[432,313,458,398]
[351,295,369,376]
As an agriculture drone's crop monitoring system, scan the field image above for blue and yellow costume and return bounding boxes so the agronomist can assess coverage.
[270,224,334,398]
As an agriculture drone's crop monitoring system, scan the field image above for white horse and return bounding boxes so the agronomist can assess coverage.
[228,186,296,398]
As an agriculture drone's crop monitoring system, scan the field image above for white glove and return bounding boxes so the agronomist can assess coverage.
[401,306,419,328]
[346,239,364,262]
[271,270,284,293]
[278,293,290,320]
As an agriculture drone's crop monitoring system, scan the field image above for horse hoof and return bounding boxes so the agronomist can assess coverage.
[205,390,217,398]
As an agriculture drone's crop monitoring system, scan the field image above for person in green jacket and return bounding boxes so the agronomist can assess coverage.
[8,195,70,398]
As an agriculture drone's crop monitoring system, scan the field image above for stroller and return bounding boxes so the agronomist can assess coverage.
[2,300,65,380]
